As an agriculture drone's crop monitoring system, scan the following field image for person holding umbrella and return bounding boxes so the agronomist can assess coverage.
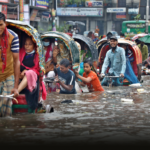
[138,41,148,61]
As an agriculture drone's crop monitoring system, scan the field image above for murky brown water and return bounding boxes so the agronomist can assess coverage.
[1,80,150,148]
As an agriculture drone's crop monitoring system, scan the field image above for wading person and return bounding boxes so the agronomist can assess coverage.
[75,60,104,92]
[0,12,20,117]
[100,36,126,86]
[55,59,76,94]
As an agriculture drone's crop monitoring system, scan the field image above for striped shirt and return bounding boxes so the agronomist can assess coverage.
[0,29,19,82]
[8,29,19,53]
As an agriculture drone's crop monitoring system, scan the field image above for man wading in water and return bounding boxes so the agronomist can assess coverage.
[0,12,20,117]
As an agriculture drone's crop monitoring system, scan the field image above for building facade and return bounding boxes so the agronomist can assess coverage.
[0,0,53,33]
[56,0,140,35]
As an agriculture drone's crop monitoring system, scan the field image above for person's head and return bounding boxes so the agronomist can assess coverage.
[0,12,6,36]
[120,33,125,38]
[144,61,149,67]
[141,41,145,46]
[94,33,99,38]
[120,44,127,50]
[110,36,118,48]
[84,60,93,73]
[43,38,50,47]
[59,59,70,73]
[24,37,35,53]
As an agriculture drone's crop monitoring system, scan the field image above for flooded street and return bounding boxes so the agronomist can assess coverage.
[1,84,150,148]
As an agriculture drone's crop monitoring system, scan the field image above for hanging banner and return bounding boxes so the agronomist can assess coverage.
[0,0,8,2]
[36,0,49,9]
[2,5,7,18]
[24,4,30,24]
[19,0,24,21]
[30,9,38,21]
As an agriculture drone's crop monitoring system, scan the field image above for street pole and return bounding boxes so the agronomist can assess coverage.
[146,0,149,33]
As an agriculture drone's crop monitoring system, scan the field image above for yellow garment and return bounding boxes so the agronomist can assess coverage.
[0,32,14,82]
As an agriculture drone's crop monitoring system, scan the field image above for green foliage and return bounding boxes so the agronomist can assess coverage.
[48,21,70,32]
[134,14,141,21]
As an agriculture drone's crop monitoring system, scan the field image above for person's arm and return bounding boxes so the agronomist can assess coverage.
[55,75,74,91]
[120,48,126,76]
[53,48,59,63]
[11,53,20,97]
[101,51,110,74]
[75,70,92,83]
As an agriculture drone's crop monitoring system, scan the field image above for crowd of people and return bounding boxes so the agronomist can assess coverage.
[0,11,150,117]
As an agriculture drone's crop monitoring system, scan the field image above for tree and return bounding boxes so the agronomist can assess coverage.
[48,21,71,32]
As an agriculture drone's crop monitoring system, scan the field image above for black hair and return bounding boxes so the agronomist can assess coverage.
[0,12,5,22]
[120,33,125,37]
[84,59,93,67]
[60,59,70,67]
[143,61,148,65]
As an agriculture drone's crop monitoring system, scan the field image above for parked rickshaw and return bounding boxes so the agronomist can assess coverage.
[41,31,80,70]
[97,39,142,84]
[72,34,98,69]
[6,19,45,113]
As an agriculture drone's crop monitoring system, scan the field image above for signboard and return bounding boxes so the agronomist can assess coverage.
[85,1,103,7]
[57,8,103,17]
[128,8,139,15]
[116,12,126,19]
[107,8,126,13]
[41,12,49,22]
[30,9,38,21]
[19,0,24,21]
[36,0,49,9]
[126,23,146,28]
[0,0,8,2]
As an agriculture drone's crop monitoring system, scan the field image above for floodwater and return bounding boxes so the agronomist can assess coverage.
[1,77,150,148]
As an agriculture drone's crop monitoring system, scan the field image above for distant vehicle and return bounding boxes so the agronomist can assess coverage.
[122,20,150,36]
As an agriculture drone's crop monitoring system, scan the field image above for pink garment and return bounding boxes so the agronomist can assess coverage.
[25,70,37,92]
[41,81,47,100]
[45,44,53,62]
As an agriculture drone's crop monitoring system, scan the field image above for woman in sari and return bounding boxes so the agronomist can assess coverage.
[18,37,44,110]
[18,37,40,93]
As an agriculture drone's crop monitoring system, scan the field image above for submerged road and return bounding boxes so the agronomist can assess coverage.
[0,82,150,149]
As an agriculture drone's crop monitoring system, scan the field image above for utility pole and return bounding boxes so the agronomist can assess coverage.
[146,0,149,33]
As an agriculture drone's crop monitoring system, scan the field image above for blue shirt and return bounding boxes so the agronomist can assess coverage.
[57,67,76,94]
[101,46,126,76]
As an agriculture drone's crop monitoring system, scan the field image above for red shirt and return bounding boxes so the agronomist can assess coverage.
[83,71,104,92]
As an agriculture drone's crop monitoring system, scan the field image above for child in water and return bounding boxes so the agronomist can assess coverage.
[75,60,104,92]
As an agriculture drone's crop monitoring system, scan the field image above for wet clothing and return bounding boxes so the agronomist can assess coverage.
[101,46,126,76]
[0,75,14,117]
[20,53,35,72]
[19,48,40,76]
[83,71,104,92]
[57,67,76,94]
[138,44,148,61]
[125,48,134,62]
[0,29,19,82]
